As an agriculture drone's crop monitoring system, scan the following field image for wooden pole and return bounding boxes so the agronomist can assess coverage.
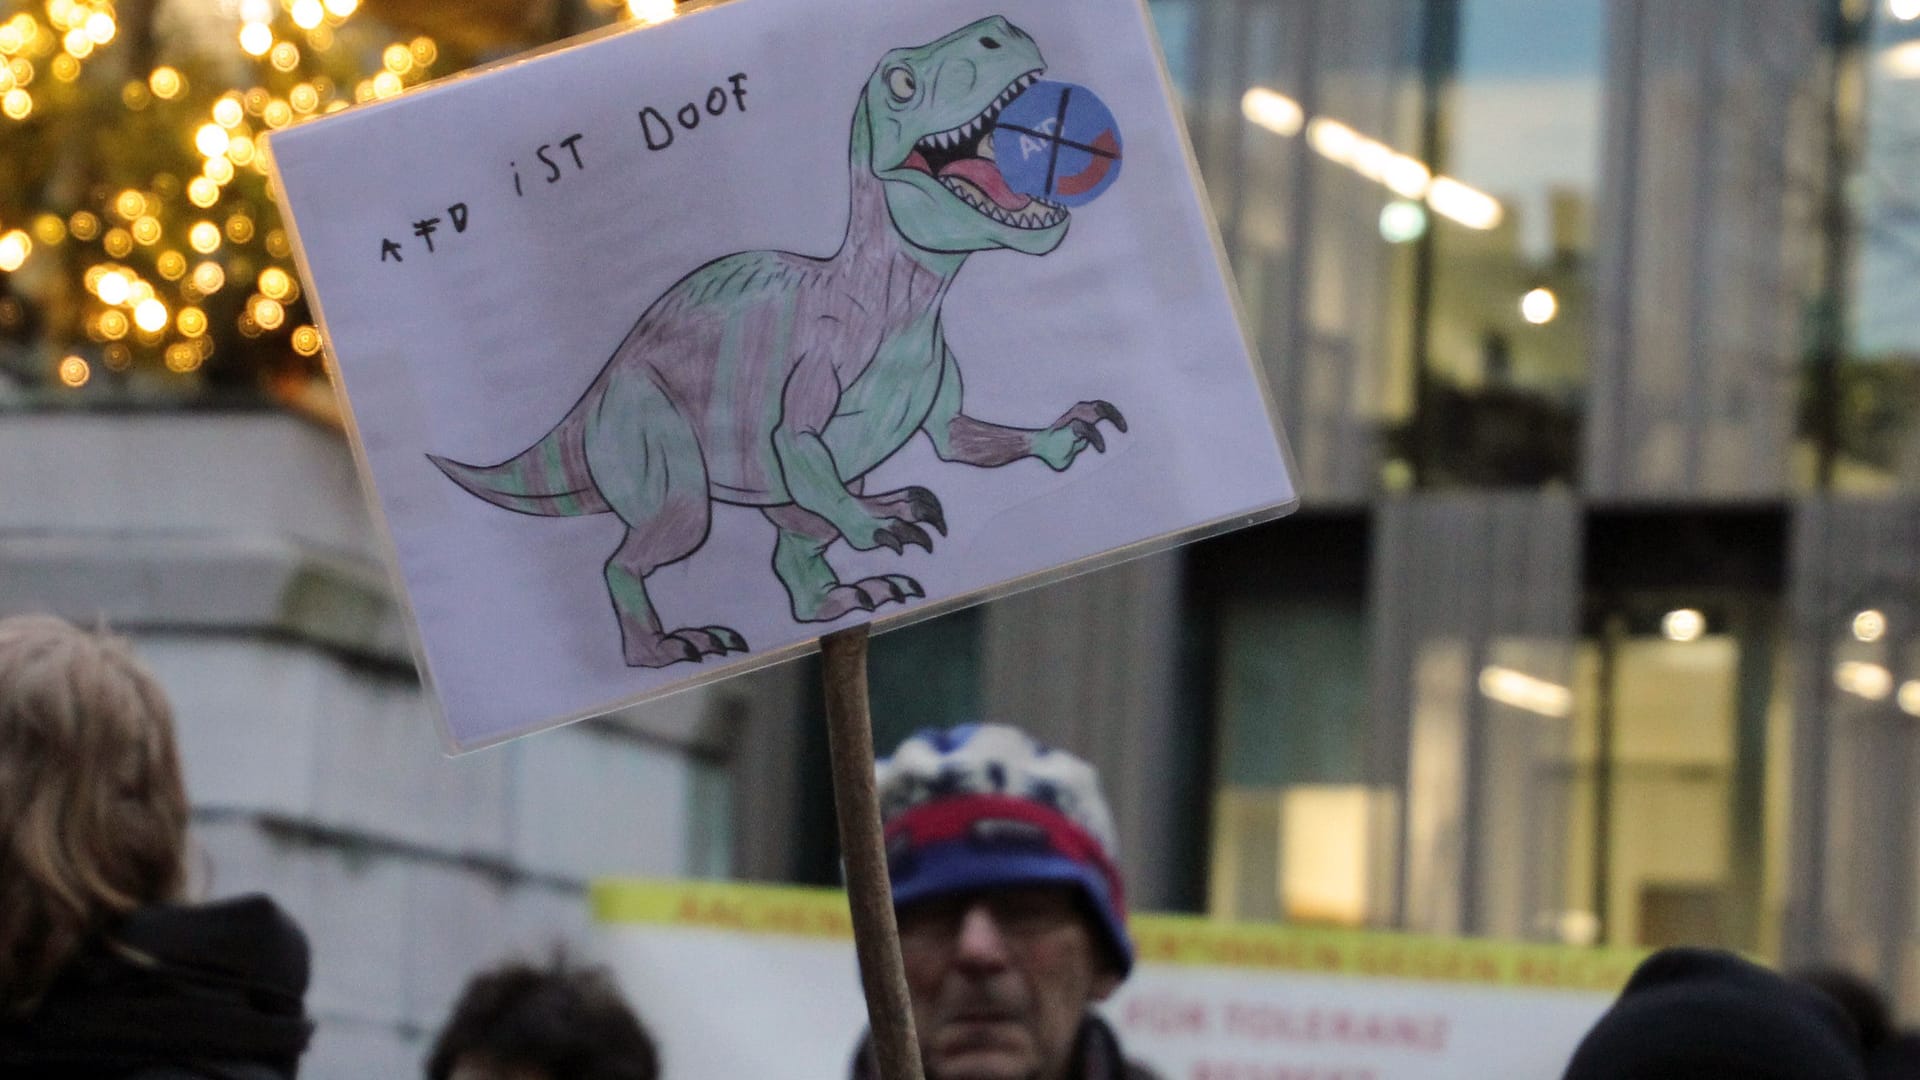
[820,623,926,1080]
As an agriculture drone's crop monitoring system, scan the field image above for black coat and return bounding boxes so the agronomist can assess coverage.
[0,894,314,1080]
[851,1014,1163,1080]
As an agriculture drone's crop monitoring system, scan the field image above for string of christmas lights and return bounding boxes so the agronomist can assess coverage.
[0,0,674,400]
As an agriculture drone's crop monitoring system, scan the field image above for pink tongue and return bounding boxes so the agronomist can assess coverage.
[939,158,1031,211]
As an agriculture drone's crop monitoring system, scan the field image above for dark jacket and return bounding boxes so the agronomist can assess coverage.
[0,894,313,1080]
[1870,1033,1920,1079]
[852,1014,1162,1080]
[1561,948,1865,1080]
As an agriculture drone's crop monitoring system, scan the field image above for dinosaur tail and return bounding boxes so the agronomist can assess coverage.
[428,408,610,517]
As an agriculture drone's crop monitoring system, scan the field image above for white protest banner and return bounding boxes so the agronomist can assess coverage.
[267,0,1295,750]
[591,880,1637,1080]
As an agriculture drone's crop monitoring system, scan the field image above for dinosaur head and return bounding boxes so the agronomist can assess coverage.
[857,16,1067,256]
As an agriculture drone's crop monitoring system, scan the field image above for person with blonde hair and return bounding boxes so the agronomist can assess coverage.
[0,614,313,1079]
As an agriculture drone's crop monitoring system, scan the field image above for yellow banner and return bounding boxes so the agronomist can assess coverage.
[591,879,1641,994]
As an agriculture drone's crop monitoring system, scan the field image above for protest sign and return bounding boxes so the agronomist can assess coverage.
[592,879,1636,1080]
[267,0,1296,750]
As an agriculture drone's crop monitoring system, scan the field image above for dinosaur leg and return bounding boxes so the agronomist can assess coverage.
[587,371,747,666]
[764,502,923,623]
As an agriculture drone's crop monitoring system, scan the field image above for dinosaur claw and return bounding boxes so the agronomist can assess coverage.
[1095,401,1127,433]
[888,575,925,599]
[1071,419,1106,454]
[874,528,903,554]
[896,522,934,553]
[708,626,749,653]
[905,487,948,537]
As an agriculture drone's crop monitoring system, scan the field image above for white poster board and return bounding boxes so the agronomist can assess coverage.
[266,0,1295,750]
[592,881,1633,1080]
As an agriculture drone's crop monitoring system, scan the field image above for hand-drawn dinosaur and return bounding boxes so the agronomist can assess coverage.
[430,15,1126,667]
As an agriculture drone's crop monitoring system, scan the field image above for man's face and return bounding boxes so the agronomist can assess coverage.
[899,884,1121,1080]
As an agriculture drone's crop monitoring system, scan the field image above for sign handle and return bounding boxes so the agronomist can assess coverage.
[821,623,926,1080]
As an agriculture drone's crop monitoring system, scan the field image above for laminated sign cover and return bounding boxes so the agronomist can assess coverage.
[268,0,1296,750]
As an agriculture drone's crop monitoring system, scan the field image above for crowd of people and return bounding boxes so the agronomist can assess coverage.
[1,613,1918,1079]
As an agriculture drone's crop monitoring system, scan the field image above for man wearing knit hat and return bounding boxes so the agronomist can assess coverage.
[851,724,1161,1080]
[1561,947,1868,1079]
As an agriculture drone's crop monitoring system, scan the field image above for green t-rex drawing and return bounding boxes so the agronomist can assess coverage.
[430,15,1126,667]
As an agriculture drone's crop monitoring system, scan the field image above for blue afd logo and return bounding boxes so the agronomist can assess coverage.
[991,79,1123,208]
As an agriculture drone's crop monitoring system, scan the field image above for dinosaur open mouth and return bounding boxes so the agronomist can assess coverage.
[895,69,1066,231]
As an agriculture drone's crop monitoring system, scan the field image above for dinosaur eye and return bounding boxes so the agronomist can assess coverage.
[885,67,916,101]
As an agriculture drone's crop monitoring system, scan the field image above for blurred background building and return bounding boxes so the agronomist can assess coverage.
[4,0,1920,1072]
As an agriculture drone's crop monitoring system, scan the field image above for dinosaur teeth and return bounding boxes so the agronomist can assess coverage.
[939,173,1067,230]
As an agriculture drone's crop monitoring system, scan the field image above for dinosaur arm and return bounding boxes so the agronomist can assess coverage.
[772,354,868,526]
[922,339,1129,473]
[922,341,1037,468]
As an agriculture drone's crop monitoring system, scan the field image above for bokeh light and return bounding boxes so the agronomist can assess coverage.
[83,11,114,44]
[133,297,168,333]
[250,295,285,330]
[195,122,230,157]
[165,341,201,372]
[149,65,183,98]
[1521,287,1559,325]
[239,22,272,56]
[191,260,225,293]
[628,0,676,23]
[258,266,292,299]
[94,269,130,304]
[57,354,90,387]
[0,229,30,271]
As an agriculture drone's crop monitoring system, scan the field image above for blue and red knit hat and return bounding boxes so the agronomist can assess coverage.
[876,724,1133,974]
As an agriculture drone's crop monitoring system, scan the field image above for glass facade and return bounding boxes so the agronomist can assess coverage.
[1162,0,1920,1016]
